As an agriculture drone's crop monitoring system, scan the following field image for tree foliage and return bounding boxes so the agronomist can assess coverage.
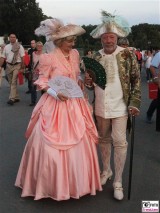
[131,23,160,50]
[0,0,45,44]
[0,1,160,51]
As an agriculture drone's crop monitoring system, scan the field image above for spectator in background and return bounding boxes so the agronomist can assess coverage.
[26,40,37,94]
[0,44,6,87]
[144,50,153,82]
[118,37,129,48]
[23,49,30,85]
[80,49,94,73]
[29,41,44,106]
[135,48,142,71]
[24,49,30,68]
[147,49,160,131]
[0,33,25,105]
[84,49,93,58]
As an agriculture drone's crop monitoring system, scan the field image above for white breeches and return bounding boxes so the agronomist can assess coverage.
[96,115,128,183]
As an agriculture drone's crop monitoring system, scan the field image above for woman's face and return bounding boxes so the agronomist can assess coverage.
[101,33,117,54]
[120,44,129,48]
[36,44,43,51]
[60,36,76,52]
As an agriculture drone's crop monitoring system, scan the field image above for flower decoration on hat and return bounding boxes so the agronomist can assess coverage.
[90,10,131,38]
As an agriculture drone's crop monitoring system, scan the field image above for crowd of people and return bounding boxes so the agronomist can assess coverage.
[0,10,159,202]
[117,37,160,127]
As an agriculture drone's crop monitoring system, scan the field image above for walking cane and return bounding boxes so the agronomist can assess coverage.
[128,115,135,200]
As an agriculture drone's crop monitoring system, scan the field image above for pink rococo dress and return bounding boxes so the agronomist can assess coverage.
[15,48,102,201]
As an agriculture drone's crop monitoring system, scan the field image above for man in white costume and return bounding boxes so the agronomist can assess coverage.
[85,11,141,200]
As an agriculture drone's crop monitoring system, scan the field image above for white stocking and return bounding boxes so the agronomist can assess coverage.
[114,144,127,183]
[99,142,112,173]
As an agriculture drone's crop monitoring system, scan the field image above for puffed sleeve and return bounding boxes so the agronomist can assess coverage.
[34,53,52,90]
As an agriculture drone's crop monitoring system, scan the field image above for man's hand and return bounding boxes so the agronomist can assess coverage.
[0,57,5,67]
[128,106,140,116]
[19,68,24,73]
[153,77,159,85]
[78,79,84,91]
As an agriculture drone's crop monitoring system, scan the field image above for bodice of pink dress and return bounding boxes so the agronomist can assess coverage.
[36,48,80,88]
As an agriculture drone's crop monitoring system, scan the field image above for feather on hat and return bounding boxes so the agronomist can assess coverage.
[35,18,64,37]
[90,10,131,38]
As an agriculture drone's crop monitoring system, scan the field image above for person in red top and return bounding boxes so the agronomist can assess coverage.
[24,49,30,67]
[23,49,30,81]
[135,48,142,71]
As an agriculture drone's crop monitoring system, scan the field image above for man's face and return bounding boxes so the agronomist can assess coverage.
[31,40,36,48]
[101,33,117,54]
[9,34,17,44]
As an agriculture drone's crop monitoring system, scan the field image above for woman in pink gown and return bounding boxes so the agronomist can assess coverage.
[15,22,102,201]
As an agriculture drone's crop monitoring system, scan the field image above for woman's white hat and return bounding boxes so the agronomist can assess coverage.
[51,24,86,41]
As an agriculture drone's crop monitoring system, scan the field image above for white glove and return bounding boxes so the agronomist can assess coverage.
[47,88,59,100]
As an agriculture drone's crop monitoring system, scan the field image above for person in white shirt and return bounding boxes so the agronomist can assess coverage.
[145,50,153,82]
[0,44,6,88]
[0,33,25,105]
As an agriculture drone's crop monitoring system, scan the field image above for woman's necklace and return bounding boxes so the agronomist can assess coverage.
[64,54,70,60]
[61,50,70,58]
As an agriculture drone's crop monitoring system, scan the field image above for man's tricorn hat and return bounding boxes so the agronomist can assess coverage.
[90,10,131,38]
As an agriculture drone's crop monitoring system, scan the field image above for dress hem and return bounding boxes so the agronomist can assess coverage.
[15,185,102,201]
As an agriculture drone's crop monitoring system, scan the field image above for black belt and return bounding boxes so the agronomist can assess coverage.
[7,62,21,65]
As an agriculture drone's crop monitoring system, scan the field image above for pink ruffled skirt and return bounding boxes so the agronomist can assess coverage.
[15,94,102,200]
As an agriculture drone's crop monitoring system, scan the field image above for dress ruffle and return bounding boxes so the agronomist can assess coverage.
[25,94,98,150]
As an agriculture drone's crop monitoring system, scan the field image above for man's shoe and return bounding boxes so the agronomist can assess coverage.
[100,170,113,185]
[113,182,124,200]
[26,90,31,94]
[146,113,152,124]
[7,100,14,105]
[29,103,35,106]
[14,99,20,103]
